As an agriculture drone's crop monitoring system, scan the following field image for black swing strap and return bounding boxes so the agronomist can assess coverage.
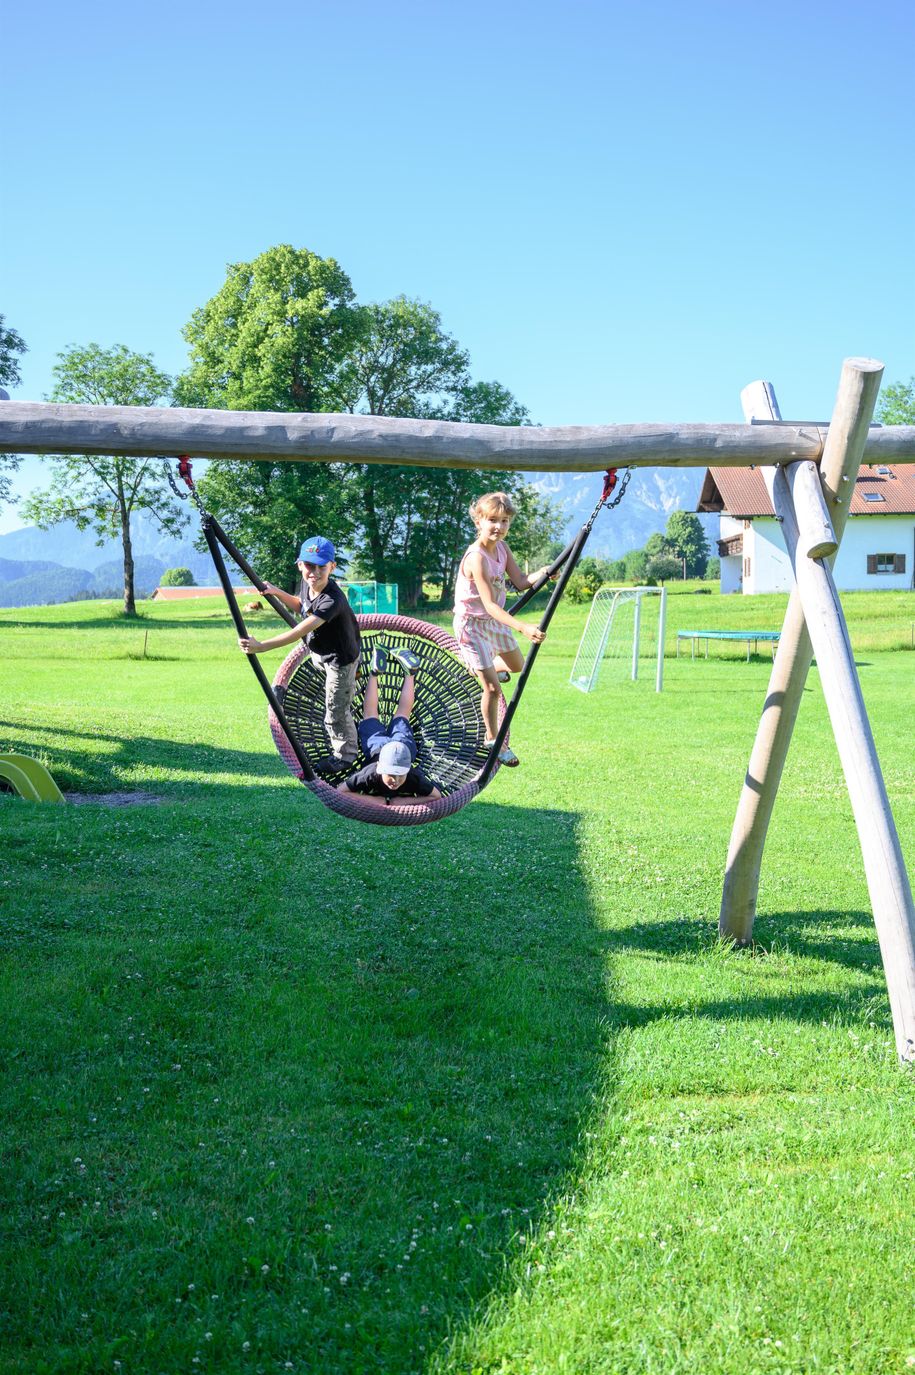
[201,516,317,783]
[162,456,318,783]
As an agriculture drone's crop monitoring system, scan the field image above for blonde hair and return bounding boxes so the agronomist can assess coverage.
[470,491,517,526]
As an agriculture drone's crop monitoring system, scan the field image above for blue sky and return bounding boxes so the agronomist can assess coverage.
[3,0,913,531]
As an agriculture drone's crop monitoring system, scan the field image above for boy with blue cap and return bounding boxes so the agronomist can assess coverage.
[239,536,361,777]
[338,645,442,805]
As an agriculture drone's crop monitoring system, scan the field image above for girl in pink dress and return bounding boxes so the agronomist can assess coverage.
[453,491,552,767]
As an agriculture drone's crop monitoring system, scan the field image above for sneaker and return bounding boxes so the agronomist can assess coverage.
[496,670,511,683]
[392,646,420,674]
[312,754,355,778]
[369,644,388,675]
[484,740,520,768]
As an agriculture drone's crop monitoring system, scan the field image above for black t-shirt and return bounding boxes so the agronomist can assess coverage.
[300,580,360,666]
[343,762,435,802]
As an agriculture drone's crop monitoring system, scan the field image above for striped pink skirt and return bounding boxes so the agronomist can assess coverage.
[453,613,518,672]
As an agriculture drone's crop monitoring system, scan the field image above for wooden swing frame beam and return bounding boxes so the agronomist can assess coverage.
[1,397,913,471]
[3,359,914,1059]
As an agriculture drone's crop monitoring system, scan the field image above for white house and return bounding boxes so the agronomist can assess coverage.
[697,463,915,594]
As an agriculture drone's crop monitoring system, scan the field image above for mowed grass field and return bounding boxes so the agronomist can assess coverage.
[1,589,914,1375]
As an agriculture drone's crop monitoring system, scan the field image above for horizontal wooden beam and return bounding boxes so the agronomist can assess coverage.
[1,400,913,472]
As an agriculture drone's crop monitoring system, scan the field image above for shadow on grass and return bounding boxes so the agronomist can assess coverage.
[584,909,888,1034]
[0,610,235,632]
[595,909,884,978]
[2,799,614,1375]
[0,716,291,792]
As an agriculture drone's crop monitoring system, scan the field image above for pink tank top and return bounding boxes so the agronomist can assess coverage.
[453,541,508,618]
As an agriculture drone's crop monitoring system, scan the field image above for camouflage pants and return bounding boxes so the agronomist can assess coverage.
[317,657,359,762]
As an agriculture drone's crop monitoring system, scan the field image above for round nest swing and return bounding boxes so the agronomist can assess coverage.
[268,614,506,826]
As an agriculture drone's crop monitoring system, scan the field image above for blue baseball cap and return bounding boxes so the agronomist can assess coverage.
[298,536,336,565]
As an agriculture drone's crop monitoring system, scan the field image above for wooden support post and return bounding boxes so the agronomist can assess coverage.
[721,359,915,1058]
[720,360,884,944]
[784,461,837,560]
[720,384,813,942]
[769,464,915,1061]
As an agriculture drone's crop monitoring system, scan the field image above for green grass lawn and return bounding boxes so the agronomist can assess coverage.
[1,591,914,1375]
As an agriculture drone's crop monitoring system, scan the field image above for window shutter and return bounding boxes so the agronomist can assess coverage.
[867,554,877,574]
[895,554,906,574]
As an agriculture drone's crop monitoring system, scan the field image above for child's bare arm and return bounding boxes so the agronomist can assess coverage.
[238,613,324,655]
[503,547,552,592]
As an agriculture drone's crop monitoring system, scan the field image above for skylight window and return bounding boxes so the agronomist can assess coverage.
[863,492,885,502]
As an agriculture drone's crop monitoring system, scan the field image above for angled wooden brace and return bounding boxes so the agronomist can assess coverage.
[718,359,915,1061]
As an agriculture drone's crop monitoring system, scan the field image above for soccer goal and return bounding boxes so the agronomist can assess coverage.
[569,585,667,693]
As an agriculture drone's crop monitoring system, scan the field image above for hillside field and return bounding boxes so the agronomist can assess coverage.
[1,589,914,1374]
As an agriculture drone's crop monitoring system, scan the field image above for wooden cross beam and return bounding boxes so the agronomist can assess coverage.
[718,359,915,1062]
[1,399,914,471]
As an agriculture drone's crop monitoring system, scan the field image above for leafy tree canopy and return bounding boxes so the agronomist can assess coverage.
[22,344,183,616]
[877,378,915,426]
[175,245,360,413]
[0,315,27,504]
[197,457,356,592]
[340,297,469,417]
[349,340,541,603]
[624,548,649,583]
[178,247,552,606]
[645,552,682,584]
[644,531,673,560]
[160,567,196,586]
[0,314,27,389]
[663,510,709,578]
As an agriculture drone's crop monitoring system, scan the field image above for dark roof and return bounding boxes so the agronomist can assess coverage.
[697,463,915,517]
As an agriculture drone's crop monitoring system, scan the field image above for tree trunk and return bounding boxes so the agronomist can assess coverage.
[119,482,137,616]
[360,467,386,581]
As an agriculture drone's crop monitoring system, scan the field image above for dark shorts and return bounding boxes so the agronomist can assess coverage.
[358,715,418,763]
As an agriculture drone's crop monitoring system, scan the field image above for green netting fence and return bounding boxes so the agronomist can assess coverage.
[344,582,399,615]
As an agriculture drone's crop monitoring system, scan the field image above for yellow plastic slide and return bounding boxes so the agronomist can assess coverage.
[0,754,66,804]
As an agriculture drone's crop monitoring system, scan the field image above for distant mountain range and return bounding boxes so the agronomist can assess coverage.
[0,469,714,606]
[531,467,712,558]
[0,511,218,608]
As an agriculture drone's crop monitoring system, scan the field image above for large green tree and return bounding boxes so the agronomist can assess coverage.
[22,344,183,616]
[178,246,364,588]
[180,252,554,606]
[664,509,710,578]
[340,301,547,604]
[0,314,27,505]
[176,244,361,412]
[877,377,915,426]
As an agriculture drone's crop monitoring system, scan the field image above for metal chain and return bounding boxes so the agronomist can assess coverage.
[581,466,632,538]
[161,456,208,516]
[605,465,633,510]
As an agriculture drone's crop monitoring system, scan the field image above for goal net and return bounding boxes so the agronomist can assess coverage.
[569,586,667,693]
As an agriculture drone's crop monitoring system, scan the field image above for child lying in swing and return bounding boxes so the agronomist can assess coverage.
[338,645,442,805]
